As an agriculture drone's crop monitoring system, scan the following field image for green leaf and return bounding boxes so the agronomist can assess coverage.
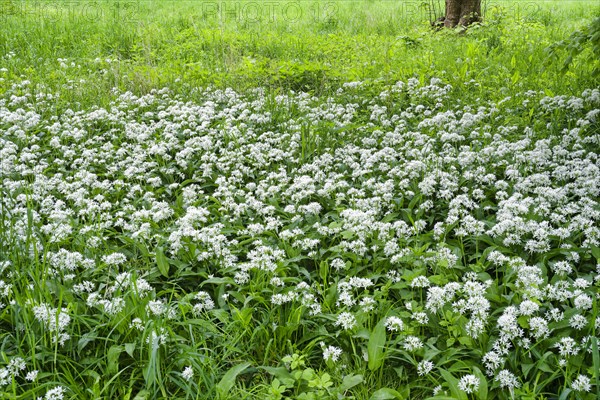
[439,369,468,400]
[558,388,572,400]
[155,246,170,278]
[591,245,600,261]
[429,275,449,285]
[368,318,386,371]
[300,368,316,381]
[201,276,234,285]
[407,193,422,211]
[341,230,355,239]
[424,397,457,400]
[217,362,251,395]
[132,390,150,400]
[125,343,136,357]
[511,70,520,85]
[107,345,123,375]
[382,213,399,223]
[319,260,328,283]
[260,366,294,386]
[77,332,97,352]
[369,387,402,400]
[458,336,472,346]
[399,387,410,399]
[472,366,487,400]
[328,221,343,229]
[592,337,600,398]
[521,363,535,378]
[339,374,363,392]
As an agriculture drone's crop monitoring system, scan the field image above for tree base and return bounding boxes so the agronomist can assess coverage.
[443,0,481,28]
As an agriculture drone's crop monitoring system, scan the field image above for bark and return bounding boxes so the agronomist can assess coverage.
[443,0,481,28]
[444,0,462,28]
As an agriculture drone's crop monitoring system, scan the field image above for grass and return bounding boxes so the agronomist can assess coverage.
[0,1,599,399]
[0,1,598,105]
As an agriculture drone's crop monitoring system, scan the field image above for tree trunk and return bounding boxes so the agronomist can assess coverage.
[444,0,481,28]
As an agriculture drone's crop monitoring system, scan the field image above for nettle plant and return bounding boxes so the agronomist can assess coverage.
[261,353,364,400]
[0,77,599,399]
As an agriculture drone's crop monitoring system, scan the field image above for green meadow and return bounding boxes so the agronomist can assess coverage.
[0,1,598,104]
[0,1,599,399]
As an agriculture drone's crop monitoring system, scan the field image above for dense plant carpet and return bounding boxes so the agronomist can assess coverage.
[1,78,599,399]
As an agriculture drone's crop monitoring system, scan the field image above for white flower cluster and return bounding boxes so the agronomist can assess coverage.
[322,345,343,362]
[1,78,599,396]
[32,303,71,346]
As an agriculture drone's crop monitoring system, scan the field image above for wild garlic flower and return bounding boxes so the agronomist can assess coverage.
[334,312,356,331]
[417,360,434,376]
[32,304,70,334]
[384,316,404,332]
[458,374,480,394]
[403,336,423,352]
[571,374,591,392]
[25,370,38,382]
[322,345,343,362]
[495,370,520,390]
[182,366,194,381]
[555,337,579,357]
[43,386,65,400]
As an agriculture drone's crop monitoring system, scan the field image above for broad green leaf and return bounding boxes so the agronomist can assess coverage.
[300,368,316,380]
[591,245,600,261]
[511,70,520,85]
[521,363,535,378]
[440,369,468,400]
[81,369,100,381]
[354,328,371,340]
[341,230,355,239]
[407,193,422,210]
[558,388,572,400]
[424,397,458,400]
[216,362,251,395]
[368,318,386,371]
[107,345,123,375]
[201,276,234,285]
[369,387,402,400]
[472,366,487,400]
[132,390,150,400]
[125,343,136,358]
[259,366,294,386]
[339,374,363,392]
[399,387,410,399]
[78,332,96,352]
[328,221,343,229]
[458,336,472,346]
[155,246,170,278]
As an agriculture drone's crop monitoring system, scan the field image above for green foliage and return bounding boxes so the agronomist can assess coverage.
[0,1,599,400]
[367,319,387,371]
[217,362,252,397]
[0,1,598,107]
[545,16,600,76]
[262,353,364,399]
